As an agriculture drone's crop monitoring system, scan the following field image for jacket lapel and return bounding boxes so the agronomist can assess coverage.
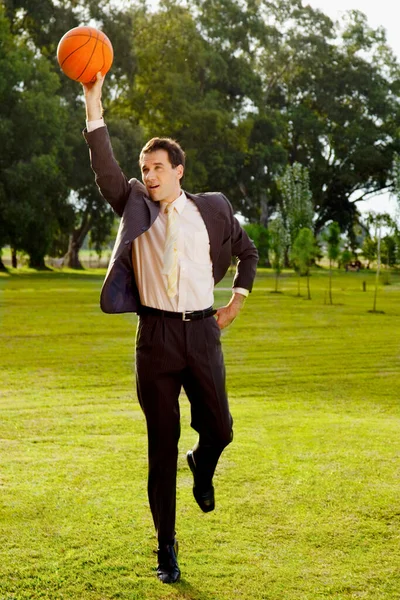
[143,193,160,227]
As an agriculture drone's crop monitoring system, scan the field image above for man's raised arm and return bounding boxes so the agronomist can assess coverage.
[82,73,131,217]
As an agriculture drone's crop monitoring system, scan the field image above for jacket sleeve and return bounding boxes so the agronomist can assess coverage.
[223,195,259,292]
[83,126,133,217]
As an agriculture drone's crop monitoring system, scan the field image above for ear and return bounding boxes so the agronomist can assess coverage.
[176,164,184,180]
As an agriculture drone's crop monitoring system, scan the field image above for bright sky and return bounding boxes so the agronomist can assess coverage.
[307,0,400,218]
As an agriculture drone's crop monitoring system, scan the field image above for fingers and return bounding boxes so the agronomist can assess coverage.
[215,307,232,330]
[82,71,105,94]
[94,71,105,85]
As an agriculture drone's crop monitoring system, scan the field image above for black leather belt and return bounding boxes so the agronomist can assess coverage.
[139,306,216,321]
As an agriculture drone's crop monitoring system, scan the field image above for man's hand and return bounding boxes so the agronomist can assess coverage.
[215,293,246,330]
[81,71,105,121]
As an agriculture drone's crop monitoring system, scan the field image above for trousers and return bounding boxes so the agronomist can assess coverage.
[135,312,233,543]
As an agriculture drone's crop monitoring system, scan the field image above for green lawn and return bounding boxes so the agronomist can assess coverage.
[0,267,399,600]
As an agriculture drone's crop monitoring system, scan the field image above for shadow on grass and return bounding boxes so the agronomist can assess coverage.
[174,578,215,600]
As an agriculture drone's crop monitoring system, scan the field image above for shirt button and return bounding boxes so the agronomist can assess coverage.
[141,226,148,232]
[124,240,130,245]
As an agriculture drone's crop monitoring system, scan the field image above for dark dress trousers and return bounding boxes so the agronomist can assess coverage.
[84,126,258,543]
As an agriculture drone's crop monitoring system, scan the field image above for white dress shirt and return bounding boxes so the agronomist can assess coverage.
[86,119,249,310]
[133,192,214,311]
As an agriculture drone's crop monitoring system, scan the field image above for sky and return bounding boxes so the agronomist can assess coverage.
[306,0,400,218]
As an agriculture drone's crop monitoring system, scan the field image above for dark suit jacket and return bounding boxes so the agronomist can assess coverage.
[84,126,259,314]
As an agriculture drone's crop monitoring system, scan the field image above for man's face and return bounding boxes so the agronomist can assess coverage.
[140,149,184,204]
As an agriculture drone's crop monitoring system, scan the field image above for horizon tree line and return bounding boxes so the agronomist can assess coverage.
[1,0,400,270]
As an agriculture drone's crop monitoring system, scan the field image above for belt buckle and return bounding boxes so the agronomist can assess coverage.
[182,311,193,321]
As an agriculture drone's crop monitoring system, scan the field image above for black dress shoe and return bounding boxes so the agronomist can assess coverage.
[157,540,180,584]
[187,450,215,513]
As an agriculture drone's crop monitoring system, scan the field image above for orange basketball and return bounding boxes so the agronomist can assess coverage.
[57,26,113,83]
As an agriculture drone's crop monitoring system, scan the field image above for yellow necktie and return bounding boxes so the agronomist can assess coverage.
[163,204,178,298]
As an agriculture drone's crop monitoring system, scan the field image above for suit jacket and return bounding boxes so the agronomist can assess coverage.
[84,126,259,314]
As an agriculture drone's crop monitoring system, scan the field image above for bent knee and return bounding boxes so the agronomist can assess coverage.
[218,426,233,449]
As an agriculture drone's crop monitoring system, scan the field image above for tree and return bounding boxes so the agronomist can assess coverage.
[3,0,400,267]
[340,247,353,270]
[0,4,71,269]
[266,7,400,233]
[290,227,317,300]
[391,152,400,213]
[243,223,269,267]
[268,215,287,293]
[364,212,392,313]
[278,162,313,263]
[381,235,397,269]
[124,3,246,196]
[391,152,400,266]
[324,221,341,305]
[1,0,138,269]
[362,236,377,268]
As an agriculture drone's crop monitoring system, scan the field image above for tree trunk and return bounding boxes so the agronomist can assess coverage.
[329,260,333,305]
[0,255,7,271]
[11,247,17,269]
[64,214,93,269]
[284,246,290,268]
[372,226,381,312]
[307,273,311,300]
[28,255,48,270]
[65,235,84,269]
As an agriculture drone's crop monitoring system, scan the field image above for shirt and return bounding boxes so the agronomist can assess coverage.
[132,192,214,311]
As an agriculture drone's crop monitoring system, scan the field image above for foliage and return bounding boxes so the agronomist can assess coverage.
[381,235,397,267]
[290,227,317,299]
[0,4,71,268]
[392,152,400,212]
[291,227,317,274]
[363,212,391,312]
[324,221,342,304]
[278,162,313,249]
[325,220,341,301]
[2,0,400,266]
[362,211,395,269]
[324,222,341,263]
[268,214,287,291]
[362,236,377,266]
[243,223,269,266]
[340,247,353,269]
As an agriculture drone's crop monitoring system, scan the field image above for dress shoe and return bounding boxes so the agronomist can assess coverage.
[156,539,180,584]
[187,450,215,513]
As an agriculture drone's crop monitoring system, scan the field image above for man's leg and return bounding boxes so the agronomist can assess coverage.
[135,315,184,545]
[182,317,233,504]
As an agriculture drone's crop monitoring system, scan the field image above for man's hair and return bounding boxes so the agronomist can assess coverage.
[139,137,186,169]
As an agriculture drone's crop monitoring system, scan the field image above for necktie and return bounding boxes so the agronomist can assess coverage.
[163,204,178,298]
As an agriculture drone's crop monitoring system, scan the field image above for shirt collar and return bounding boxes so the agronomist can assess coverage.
[161,191,187,215]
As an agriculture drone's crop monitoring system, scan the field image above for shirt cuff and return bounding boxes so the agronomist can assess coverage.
[86,118,105,132]
[232,287,249,297]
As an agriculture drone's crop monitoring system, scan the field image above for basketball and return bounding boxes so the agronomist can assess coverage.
[57,26,113,83]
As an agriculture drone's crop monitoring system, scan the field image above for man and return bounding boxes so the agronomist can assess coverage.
[82,73,258,584]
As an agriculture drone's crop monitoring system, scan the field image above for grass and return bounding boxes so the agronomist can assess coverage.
[0,267,400,599]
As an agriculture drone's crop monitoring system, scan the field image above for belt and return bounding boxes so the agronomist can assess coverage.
[139,306,216,321]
